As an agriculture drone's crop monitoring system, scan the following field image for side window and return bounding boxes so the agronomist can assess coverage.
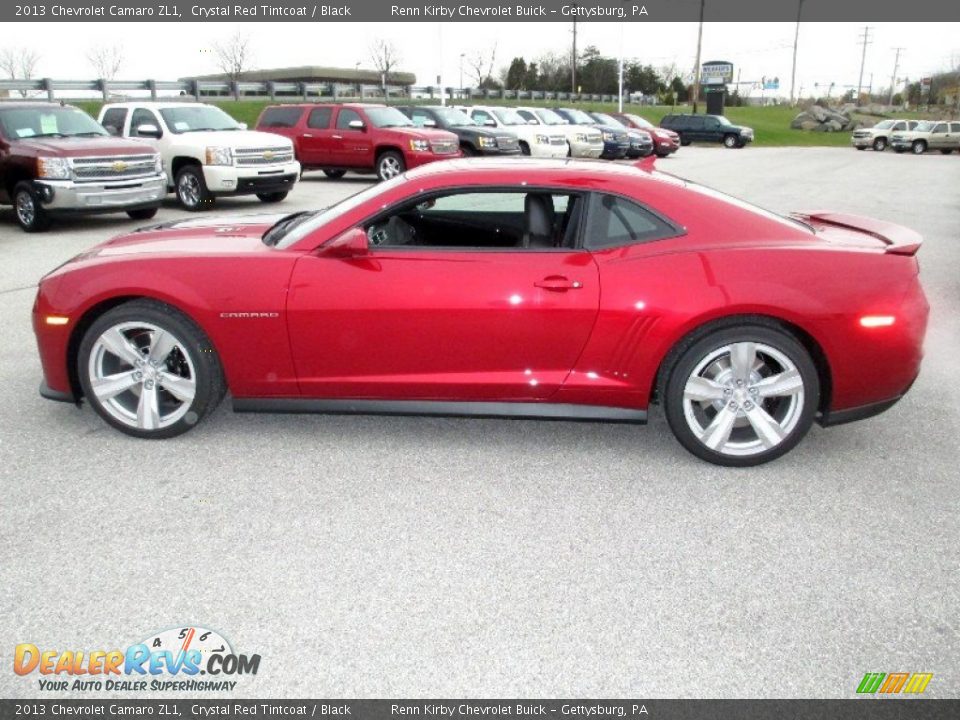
[365,191,579,250]
[951,123,960,133]
[933,123,947,134]
[101,108,127,136]
[336,108,363,129]
[307,107,332,129]
[130,108,160,134]
[409,108,432,127]
[689,117,705,130]
[584,194,678,250]
[907,121,918,130]
[260,107,303,128]
[892,122,905,131]
[518,110,537,123]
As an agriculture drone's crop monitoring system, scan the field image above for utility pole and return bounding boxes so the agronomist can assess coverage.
[888,47,903,107]
[617,22,624,112]
[691,0,705,113]
[856,26,872,106]
[570,20,578,95]
[789,0,804,105]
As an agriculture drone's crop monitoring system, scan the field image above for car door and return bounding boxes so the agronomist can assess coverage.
[330,107,374,168]
[285,189,600,401]
[300,107,334,167]
[929,123,948,149]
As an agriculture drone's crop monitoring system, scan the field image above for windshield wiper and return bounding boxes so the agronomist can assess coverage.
[65,131,107,137]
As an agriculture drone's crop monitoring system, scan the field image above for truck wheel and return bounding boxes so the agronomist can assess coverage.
[13,181,51,233]
[376,151,405,181]
[518,141,531,156]
[872,137,887,151]
[855,146,866,151]
[175,166,213,211]
[911,140,926,155]
[723,134,739,149]
[940,149,954,155]
[127,208,158,221]
[461,144,477,156]
[256,192,288,203]
[322,170,346,179]
[679,137,692,146]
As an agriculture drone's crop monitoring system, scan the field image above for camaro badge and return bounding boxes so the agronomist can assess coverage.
[220,312,280,319]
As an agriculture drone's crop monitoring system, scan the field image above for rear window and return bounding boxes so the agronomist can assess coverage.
[584,194,679,250]
[307,107,332,129]
[259,107,303,128]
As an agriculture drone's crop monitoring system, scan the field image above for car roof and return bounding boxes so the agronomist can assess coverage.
[0,102,79,110]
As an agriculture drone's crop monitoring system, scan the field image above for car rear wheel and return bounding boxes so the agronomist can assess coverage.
[940,149,954,155]
[322,170,346,179]
[680,138,692,147]
[13,181,51,233]
[376,151,405,181]
[723,134,739,148]
[127,208,158,221]
[912,140,927,155]
[257,192,288,203]
[664,325,819,466]
[78,300,226,439]
[872,137,887,151]
[175,165,213,211]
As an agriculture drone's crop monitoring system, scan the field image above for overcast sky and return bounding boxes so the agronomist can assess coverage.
[11,22,960,98]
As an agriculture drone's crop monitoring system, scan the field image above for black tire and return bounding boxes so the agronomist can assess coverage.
[723,134,739,149]
[855,146,867,151]
[680,137,692,147]
[912,140,926,155]
[78,299,226,439]
[375,150,405,181]
[872,137,887,151]
[323,170,346,179]
[663,323,820,467]
[126,207,158,221]
[518,141,531,156]
[940,149,954,155]
[461,144,478,157]
[256,192,288,203]
[13,181,51,233]
[174,165,214,211]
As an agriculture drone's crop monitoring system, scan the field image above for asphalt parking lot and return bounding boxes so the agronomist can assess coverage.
[1,147,958,698]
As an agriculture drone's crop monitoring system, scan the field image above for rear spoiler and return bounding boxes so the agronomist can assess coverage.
[794,212,923,256]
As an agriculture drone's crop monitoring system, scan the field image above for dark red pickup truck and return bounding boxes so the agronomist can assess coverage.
[0,103,165,232]
[256,103,461,181]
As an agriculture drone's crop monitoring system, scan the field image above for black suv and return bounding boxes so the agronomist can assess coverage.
[397,106,521,156]
[659,114,754,148]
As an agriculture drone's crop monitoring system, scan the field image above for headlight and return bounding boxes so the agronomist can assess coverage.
[153,154,163,174]
[36,157,70,180]
[602,132,615,141]
[409,139,430,152]
[574,133,588,143]
[535,134,550,144]
[204,146,233,166]
[478,136,497,148]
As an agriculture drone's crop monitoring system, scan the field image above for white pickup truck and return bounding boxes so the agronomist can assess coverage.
[457,105,568,158]
[98,102,300,210]
[514,106,604,158]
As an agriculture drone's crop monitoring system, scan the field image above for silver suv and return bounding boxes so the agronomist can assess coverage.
[851,119,918,152]
[891,121,960,155]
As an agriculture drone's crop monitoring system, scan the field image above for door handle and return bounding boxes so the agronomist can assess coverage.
[535,276,583,291]
[303,133,313,138]
[332,134,343,140]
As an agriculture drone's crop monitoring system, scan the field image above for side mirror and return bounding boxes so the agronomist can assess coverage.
[322,227,369,258]
[238,122,248,130]
[348,119,366,130]
[136,124,161,139]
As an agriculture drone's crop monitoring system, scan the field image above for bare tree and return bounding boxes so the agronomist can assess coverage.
[0,47,41,97]
[369,38,400,96]
[86,44,124,81]
[212,32,253,83]
[464,43,499,88]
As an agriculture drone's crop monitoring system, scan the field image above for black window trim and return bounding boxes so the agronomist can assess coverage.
[581,190,686,250]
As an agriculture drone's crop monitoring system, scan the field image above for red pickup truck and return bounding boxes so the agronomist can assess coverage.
[256,103,461,181]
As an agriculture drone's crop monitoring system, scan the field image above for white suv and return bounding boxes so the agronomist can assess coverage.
[514,107,603,158]
[459,106,567,158]
[99,102,300,210]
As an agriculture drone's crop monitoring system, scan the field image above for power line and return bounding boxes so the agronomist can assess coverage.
[856,25,873,105]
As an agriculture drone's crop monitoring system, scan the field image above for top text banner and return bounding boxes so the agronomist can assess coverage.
[6,0,960,23]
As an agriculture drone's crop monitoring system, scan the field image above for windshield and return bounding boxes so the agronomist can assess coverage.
[159,105,241,133]
[492,108,529,126]
[626,114,654,130]
[534,109,568,125]
[914,121,935,132]
[432,107,475,126]
[592,113,625,128]
[0,106,107,139]
[367,107,414,128]
[714,115,733,126]
[561,108,595,125]
[270,175,407,249]
[874,120,895,130]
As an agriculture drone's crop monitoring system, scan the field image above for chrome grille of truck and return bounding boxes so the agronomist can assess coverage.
[588,134,603,145]
[70,155,157,182]
[234,147,294,166]
[549,135,566,146]
[430,140,459,155]
[496,135,519,151]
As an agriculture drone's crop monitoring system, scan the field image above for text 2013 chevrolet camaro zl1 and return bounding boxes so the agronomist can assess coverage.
[33,159,928,466]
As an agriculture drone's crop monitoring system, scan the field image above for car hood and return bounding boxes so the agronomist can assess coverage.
[87,213,288,258]
[185,129,294,149]
[14,136,156,157]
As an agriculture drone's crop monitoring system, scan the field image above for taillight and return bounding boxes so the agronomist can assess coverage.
[859,315,896,328]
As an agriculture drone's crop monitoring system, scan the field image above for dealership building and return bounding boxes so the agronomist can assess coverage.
[182,65,417,98]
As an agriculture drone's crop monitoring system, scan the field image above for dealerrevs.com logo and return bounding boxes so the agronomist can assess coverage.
[14,626,260,692]
[856,672,933,694]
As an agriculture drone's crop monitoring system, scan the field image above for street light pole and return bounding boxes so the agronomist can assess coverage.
[459,53,465,99]
[571,20,577,95]
[789,0,804,105]
[691,0,705,113]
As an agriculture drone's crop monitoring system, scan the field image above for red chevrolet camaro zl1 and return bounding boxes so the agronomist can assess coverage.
[33,158,928,466]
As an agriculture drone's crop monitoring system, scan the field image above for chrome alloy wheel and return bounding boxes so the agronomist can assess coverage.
[177,172,202,207]
[681,342,805,458]
[87,321,197,431]
[378,155,402,179]
[15,190,36,227]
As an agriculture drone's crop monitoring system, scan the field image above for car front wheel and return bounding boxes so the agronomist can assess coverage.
[257,192,288,203]
[175,165,213,211]
[376,151,405,181]
[723,134,739,148]
[78,300,226,439]
[14,181,51,232]
[872,137,887,151]
[912,140,927,155]
[664,325,819,466]
[127,208,158,221]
